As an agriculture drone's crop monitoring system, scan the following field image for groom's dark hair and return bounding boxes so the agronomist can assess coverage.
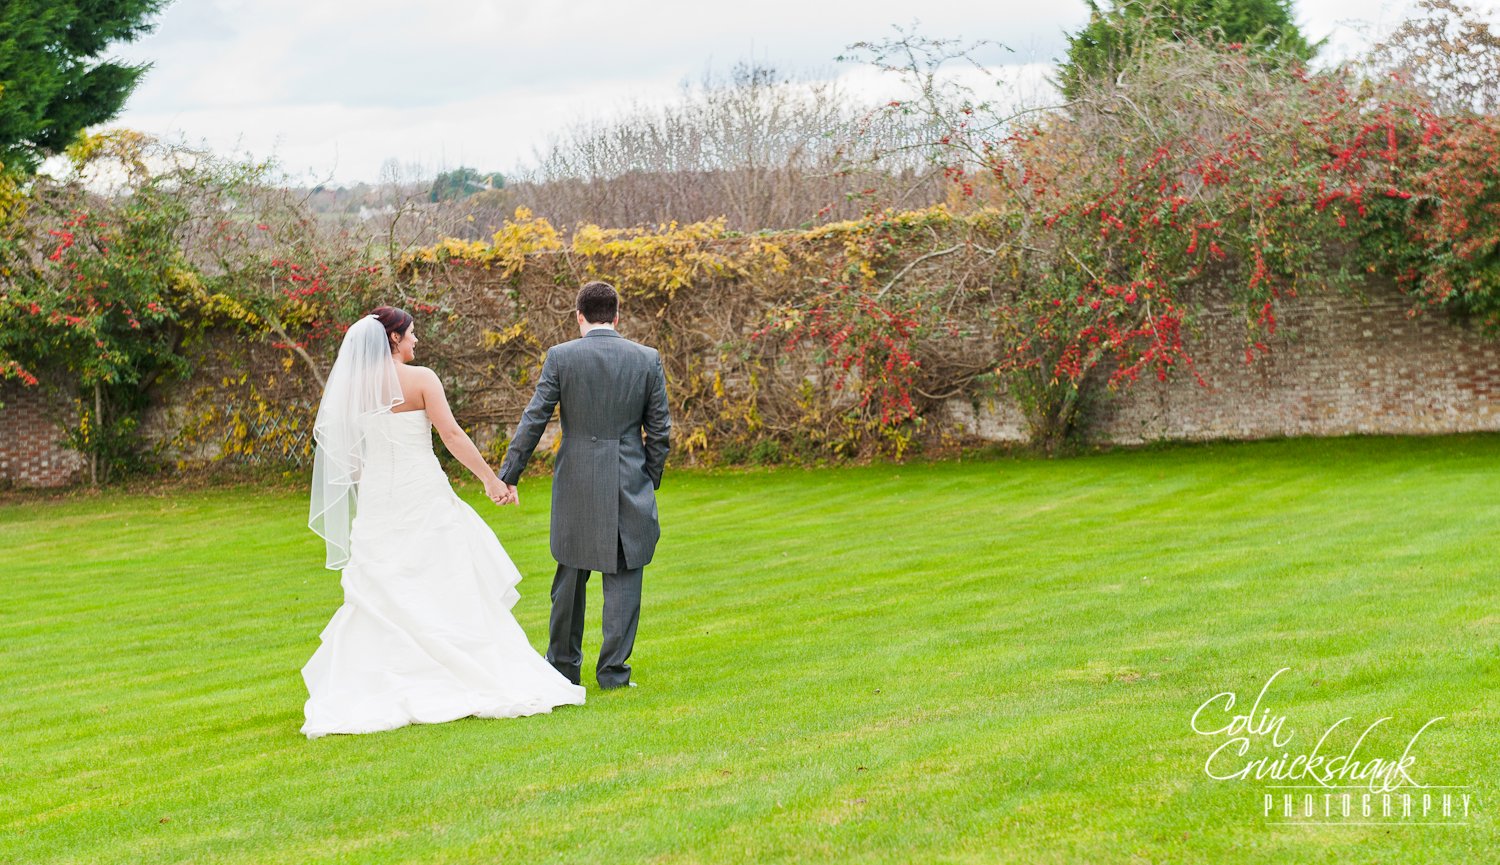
[577,281,618,324]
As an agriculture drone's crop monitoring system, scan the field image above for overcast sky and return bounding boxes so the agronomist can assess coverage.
[101,0,1500,186]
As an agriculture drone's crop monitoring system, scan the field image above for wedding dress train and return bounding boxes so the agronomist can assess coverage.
[301,408,585,738]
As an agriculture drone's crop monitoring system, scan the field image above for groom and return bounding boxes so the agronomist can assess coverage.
[497,281,671,689]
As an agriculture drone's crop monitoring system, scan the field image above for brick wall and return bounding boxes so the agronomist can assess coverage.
[943,281,1500,443]
[6,279,1500,487]
[0,381,84,488]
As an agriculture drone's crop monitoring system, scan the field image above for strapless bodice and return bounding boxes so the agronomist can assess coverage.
[367,408,434,449]
[356,409,445,507]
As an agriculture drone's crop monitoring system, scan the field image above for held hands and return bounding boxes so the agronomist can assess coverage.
[484,474,518,507]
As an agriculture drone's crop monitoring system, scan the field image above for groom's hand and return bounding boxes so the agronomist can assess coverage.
[502,483,519,506]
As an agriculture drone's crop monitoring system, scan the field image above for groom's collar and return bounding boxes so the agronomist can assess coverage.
[583,326,622,338]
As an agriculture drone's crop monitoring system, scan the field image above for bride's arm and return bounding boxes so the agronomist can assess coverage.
[415,368,505,498]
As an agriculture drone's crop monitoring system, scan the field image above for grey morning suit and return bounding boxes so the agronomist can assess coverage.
[499,327,671,688]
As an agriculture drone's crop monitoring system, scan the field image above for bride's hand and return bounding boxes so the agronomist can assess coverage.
[483,475,507,505]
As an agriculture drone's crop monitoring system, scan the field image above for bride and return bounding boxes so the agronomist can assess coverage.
[300,306,585,739]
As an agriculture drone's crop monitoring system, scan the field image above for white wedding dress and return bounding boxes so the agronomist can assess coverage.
[300,407,586,739]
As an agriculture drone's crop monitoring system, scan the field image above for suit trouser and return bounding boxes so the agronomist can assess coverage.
[546,535,642,688]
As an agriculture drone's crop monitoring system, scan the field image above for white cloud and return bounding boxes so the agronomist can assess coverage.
[116,74,694,183]
[99,0,1500,184]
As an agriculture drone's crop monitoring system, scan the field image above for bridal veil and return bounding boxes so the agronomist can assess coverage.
[308,315,403,569]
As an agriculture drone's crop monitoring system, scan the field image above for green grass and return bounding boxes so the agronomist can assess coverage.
[2,435,1497,863]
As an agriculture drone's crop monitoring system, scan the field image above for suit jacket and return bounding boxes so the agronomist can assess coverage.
[499,328,671,572]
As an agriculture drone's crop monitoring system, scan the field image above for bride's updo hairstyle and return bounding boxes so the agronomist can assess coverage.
[370,306,414,352]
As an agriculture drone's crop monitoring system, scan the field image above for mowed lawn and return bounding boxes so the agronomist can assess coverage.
[2,435,1497,864]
